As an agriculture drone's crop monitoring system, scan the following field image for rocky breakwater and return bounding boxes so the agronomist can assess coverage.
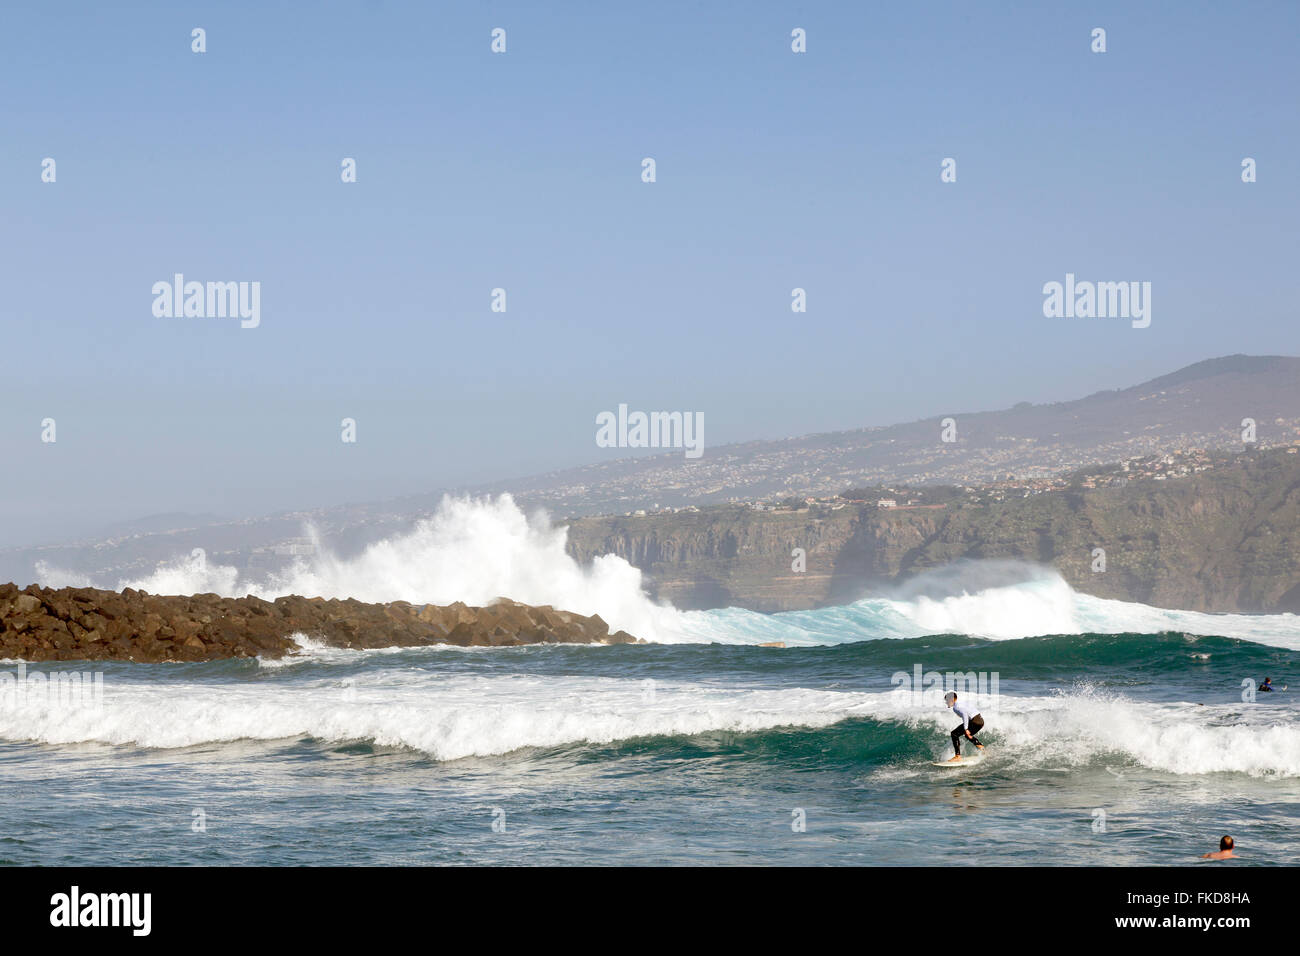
[0,583,640,662]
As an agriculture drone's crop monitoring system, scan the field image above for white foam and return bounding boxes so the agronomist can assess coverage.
[853,685,1300,777]
[0,667,1296,776]
[114,495,690,643]
[687,571,1300,647]
[891,574,1080,639]
[984,687,1300,777]
[31,561,93,589]
[0,671,848,761]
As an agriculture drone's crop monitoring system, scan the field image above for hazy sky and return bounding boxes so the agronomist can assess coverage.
[2,1,1297,547]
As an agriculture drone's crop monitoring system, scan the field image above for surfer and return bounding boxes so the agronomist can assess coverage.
[1259,677,1285,692]
[944,691,985,762]
[1201,836,1235,860]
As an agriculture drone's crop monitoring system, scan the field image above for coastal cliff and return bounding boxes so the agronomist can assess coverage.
[0,584,638,662]
[565,448,1300,614]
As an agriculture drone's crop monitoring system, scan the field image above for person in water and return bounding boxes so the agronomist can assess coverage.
[945,691,985,762]
[1259,677,1286,692]
[1202,835,1235,860]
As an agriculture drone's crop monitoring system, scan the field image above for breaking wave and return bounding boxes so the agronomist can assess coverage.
[1,667,1295,776]
[32,496,1300,648]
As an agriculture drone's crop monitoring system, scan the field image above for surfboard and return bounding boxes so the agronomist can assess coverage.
[931,754,984,768]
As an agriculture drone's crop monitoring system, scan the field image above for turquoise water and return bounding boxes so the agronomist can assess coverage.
[1,630,1297,865]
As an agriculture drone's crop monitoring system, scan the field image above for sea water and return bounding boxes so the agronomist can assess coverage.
[5,497,1297,865]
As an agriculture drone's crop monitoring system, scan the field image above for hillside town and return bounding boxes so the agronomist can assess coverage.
[593,439,1300,519]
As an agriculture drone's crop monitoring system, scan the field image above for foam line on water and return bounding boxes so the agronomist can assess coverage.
[0,667,1296,775]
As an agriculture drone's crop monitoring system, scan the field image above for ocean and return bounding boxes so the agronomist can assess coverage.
[4,497,1298,866]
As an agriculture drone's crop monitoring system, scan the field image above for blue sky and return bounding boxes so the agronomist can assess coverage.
[2,0,1297,546]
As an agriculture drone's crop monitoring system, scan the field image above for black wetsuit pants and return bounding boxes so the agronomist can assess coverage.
[952,715,984,755]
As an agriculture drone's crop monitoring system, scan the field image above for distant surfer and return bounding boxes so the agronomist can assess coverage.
[1201,835,1235,860]
[944,691,985,762]
[1259,677,1286,692]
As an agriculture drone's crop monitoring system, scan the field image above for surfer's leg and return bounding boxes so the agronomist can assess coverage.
[968,715,985,749]
[950,724,964,755]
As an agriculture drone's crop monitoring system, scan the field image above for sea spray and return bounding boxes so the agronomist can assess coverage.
[111,495,689,643]
[30,496,1300,648]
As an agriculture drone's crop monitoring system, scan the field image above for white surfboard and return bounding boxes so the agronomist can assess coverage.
[931,754,984,768]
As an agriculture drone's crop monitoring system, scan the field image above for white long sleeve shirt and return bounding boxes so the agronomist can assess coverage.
[951,699,980,728]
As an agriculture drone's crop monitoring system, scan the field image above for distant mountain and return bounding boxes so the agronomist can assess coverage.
[2,355,1297,590]
[481,354,1300,515]
[88,513,227,540]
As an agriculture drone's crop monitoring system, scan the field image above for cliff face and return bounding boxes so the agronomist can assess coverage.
[565,451,1300,614]
[0,584,637,662]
